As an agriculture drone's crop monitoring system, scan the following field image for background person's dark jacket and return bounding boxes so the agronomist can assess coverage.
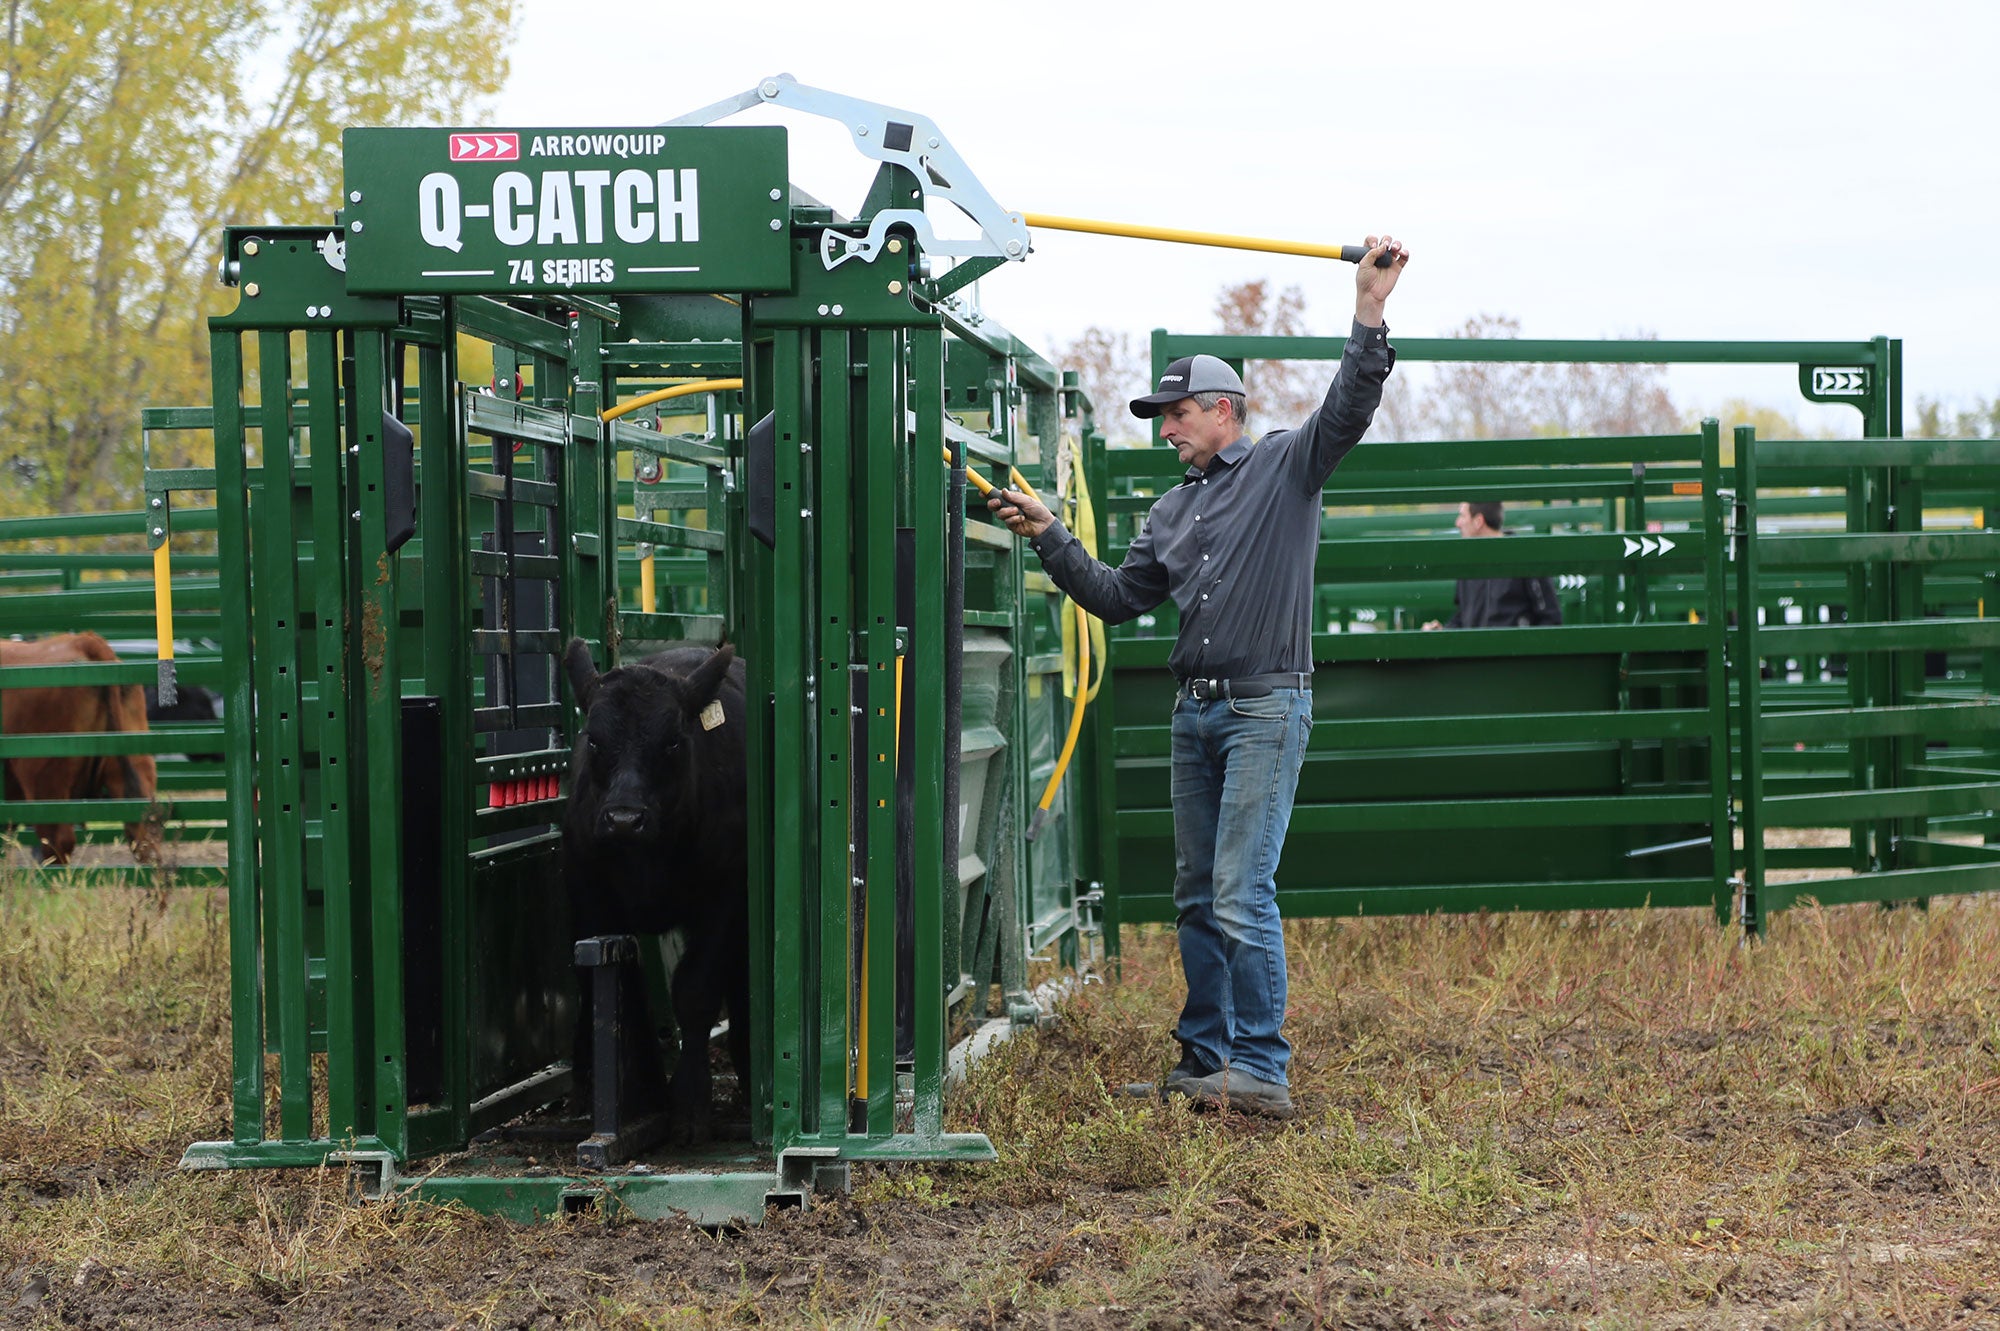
[1444,576,1562,628]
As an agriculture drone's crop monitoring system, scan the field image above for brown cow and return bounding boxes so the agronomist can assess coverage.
[0,633,161,864]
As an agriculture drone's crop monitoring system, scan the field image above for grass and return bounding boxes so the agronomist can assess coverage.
[4,867,1999,1326]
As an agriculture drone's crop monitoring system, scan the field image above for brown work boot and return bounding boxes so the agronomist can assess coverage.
[1117,1051,1217,1101]
[1187,1068,1296,1120]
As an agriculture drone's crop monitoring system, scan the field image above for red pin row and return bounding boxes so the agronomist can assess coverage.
[489,775,560,808]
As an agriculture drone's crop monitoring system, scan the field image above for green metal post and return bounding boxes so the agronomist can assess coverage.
[1734,425,1769,931]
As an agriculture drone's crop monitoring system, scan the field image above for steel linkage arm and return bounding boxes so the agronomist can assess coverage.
[662,73,1032,276]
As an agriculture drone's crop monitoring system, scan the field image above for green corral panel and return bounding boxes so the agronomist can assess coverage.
[1110,653,1711,916]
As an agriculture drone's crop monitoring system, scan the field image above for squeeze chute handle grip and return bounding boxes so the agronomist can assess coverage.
[1339,244,1397,268]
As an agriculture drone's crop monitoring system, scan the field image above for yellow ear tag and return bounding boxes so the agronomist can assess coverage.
[700,700,725,732]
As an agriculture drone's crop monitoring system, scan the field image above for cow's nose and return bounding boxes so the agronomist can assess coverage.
[601,807,646,837]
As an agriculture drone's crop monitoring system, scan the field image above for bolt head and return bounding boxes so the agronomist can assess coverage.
[817,304,830,316]
[769,218,782,230]
[243,240,260,256]
[1005,239,1023,256]
[350,220,364,232]
[856,124,869,136]
[244,283,260,298]
[151,527,164,537]
[150,498,162,509]
[349,190,362,203]
[769,188,782,201]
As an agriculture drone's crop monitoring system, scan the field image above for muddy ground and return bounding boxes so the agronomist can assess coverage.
[5,858,2000,1328]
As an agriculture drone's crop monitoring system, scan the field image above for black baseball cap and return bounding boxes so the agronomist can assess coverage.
[1129,354,1247,419]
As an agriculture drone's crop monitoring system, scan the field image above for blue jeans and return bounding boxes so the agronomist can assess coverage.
[1169,686,1313,1087]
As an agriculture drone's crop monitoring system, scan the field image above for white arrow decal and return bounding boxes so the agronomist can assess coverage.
[1641,537,1659,555]
[1623,537,1641,557]
[1657,535,1675,555]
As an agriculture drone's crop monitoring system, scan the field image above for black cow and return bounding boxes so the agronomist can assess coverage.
[144,683,223,763]
[562,637,750,1144]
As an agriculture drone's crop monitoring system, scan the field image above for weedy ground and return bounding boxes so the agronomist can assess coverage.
[3,861,1998,1329]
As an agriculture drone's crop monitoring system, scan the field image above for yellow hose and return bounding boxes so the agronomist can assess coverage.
[1029,599,1089,839]
[639,551,656,615]
[601,377,743,422]
[942,446,1040,506]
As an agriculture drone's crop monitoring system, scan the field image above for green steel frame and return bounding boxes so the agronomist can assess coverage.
[158,126,1086,1222]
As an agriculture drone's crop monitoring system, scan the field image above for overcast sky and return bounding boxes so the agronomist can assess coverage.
[493,0,1998,431]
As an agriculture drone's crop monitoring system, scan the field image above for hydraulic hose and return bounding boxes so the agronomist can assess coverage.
[1027,598,1088,842]
[609,380,743,614]
[600,377,744,422]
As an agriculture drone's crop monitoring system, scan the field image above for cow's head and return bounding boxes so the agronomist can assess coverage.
[564,638,735,844]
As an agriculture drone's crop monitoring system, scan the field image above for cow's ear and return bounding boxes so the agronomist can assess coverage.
[564,637,601,709]
[683,643,736,713]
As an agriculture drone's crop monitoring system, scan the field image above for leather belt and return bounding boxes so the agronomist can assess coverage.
[1181,671,1311,701]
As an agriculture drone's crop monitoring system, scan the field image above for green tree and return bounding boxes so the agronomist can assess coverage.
[0,0,515,516]
[1913,394,2000,438]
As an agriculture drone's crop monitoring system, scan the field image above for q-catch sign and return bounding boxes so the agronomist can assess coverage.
[340,126,792,295]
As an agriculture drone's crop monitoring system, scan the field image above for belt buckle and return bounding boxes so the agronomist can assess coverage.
[1189,677,1219,700]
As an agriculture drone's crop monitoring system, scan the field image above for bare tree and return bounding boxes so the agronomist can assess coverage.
[1406,313,1680,440]
[1211,280,1326,430]
[1048,325,1150,445]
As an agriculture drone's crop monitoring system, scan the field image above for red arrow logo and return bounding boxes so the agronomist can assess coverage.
[449,133,520,162]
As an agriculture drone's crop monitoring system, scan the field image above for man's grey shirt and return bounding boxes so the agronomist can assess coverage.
[1028,320,1394,682]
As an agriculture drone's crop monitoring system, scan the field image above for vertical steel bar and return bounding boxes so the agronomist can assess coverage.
[418,328,474,1144]
[768,329,809,1147]
[211,329,265,1143]
[909,325,948,1140]
[738,332,777,1148]
[1734,425,1770,931]
[816,328,854,1130]
[305,328,360,1139]
[1699,421,1733,922]
[350,329,409,1155]
[862,329,900,1137]
[252,328,311,1141]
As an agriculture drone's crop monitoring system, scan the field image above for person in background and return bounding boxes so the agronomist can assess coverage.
[1421,501,1562,630]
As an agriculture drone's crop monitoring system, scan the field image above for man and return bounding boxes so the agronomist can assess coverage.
[988,235,1409,1119]
[1420,501,1562,630]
